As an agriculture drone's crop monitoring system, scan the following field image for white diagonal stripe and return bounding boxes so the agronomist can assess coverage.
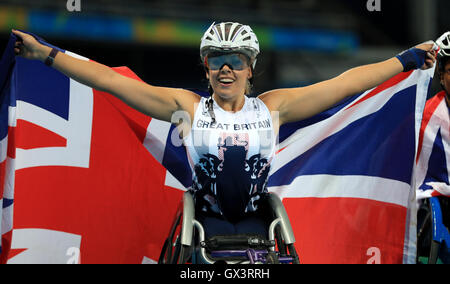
[268,175,411,207]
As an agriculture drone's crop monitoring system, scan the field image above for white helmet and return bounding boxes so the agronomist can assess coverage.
[436,32,450,73]
[437,31,450,57]
[200,22,260,68]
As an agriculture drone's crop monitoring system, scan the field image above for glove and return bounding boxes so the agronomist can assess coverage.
[395,47,427,72]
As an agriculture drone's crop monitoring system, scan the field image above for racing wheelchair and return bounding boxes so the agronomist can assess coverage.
[417,196,450,264]
[159,191,300,264]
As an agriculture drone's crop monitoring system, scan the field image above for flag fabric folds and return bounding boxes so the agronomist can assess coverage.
[0,34,16,264]
[0,34,184,264]
[267,68,433,264]
[0,33,434,263]
[415,91,450,200]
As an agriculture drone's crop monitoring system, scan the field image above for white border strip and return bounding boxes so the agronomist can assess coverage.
[404,67,435,263]
[143,119,171,164]
[268,174,411,207]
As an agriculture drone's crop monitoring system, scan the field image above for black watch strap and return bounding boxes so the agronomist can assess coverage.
[44,48,59,66]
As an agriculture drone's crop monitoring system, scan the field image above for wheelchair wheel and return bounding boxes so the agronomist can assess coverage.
[274,226,287,255]
[266,251,280,264]
[159,209,186,264]
[428,241,440,264]
[287,244,300,264]
[417,198,445,264]
[170,236,192,264]
[159,204,195,264]
[417,199,435,263]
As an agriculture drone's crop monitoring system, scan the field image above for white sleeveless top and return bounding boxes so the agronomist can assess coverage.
[183,96,276,222]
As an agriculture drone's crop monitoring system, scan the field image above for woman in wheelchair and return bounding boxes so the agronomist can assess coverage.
[12,21,436,264]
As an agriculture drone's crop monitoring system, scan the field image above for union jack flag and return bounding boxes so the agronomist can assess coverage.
[415,91,450,200]
[0,33,184,264]
[0,32,435,263]
[267,69,433,264]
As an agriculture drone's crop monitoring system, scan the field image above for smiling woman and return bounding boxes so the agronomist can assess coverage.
[200,22,259,113]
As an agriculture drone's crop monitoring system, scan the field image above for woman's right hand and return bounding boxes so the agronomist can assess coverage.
[12,29,51,62]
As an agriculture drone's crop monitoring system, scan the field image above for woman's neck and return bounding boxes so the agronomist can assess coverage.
[213,94,246,112]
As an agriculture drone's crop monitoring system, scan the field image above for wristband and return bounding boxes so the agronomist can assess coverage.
[395,47,427,72]
[44,48,59,66]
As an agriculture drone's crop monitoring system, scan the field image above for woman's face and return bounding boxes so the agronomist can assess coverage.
[206,53,252,100]
[441,60,450,97]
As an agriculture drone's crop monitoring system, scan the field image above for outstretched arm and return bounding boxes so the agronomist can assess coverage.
[12,30,200,122]
[260,43,436,125]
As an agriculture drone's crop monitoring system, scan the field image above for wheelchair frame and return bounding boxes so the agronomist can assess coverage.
[417,196,450,264]
[159,191,300,264]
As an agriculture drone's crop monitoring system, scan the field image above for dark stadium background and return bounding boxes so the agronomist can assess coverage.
[1,0,448,95]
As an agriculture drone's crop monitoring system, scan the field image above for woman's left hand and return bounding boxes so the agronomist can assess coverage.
[415,42,438,70]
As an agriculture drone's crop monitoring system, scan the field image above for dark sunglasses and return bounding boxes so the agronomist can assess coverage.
[205,53,249,71]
